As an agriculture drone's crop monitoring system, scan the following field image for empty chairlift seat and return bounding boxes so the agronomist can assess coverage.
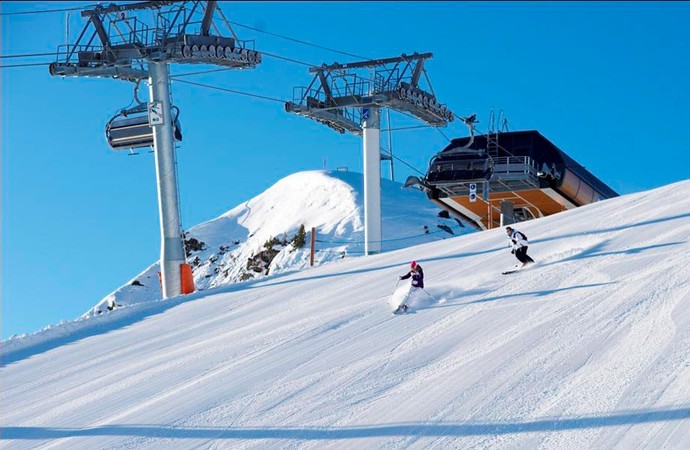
[105,112,182,151]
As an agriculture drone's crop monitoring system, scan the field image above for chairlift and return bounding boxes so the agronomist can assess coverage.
[105,80,182,152]
[105,104,182,151]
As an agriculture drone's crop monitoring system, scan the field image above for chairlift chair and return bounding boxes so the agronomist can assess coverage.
[105,105,182,151]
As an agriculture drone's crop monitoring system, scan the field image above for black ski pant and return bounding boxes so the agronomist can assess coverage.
[515,246,534,264]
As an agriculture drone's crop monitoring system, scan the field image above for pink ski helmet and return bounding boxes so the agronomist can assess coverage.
[410,260,417,268]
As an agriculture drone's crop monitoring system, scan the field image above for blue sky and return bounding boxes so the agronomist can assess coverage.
[2,1,689,339]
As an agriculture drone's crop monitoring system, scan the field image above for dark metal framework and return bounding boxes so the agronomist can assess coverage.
[285,52,455,134]
[49,1,262,82]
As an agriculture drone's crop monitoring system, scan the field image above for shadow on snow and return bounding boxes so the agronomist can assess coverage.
[427,282,617,309]
[540,241,685,267]
[3,407,690,440]
[530,212,690,246]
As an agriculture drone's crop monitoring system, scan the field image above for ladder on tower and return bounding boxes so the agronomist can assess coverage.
[487,110,500,158]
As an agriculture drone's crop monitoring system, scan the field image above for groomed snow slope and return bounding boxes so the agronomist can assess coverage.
[2,180,690,449]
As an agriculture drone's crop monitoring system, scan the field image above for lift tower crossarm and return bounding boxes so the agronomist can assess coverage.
[287,51,454,135]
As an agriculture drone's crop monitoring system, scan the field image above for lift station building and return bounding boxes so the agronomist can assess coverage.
[420,130,619,230]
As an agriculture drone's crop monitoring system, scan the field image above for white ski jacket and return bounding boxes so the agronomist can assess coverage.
[508,230,528,250]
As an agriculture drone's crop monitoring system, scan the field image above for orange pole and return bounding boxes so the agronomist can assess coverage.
[180,263,195,294]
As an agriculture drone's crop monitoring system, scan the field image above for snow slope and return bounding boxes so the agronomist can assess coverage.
[87,170,468,315]
[2,179,690,449]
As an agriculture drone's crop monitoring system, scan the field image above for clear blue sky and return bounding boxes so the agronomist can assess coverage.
[2,1,689,339]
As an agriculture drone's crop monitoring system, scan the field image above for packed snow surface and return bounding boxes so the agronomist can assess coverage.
[2,176,690,449]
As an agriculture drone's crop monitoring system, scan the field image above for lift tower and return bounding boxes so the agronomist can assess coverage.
[286,53,454,255]
[50,1,262,298]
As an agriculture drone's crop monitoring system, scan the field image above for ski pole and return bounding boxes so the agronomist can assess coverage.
[421,288,437,302]
[389,279,402,309]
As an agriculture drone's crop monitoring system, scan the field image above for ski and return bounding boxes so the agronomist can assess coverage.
[503,263,535,275]
[393,304,409,314]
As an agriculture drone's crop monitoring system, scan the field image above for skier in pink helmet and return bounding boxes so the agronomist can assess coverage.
[395,261,425,313]
[400,260,424,289]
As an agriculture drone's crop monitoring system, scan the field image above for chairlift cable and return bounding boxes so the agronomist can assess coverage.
[395,108,453,143]
[171,76,435,177]
[0,5,92,16]
[389,153,426,177]
[380,124,433,133]
[171,78,439,177]
[173,78,286,104]
[225,20,369,60]
[171,67,234,78]
[0,61,52,69]
[258,50,315,67]
[186,7,325,66]
[0,51,70,59]
[434,127,452,143]
[211,4,240,41]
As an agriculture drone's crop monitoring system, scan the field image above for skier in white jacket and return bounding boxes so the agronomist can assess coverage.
[506,226,535,268]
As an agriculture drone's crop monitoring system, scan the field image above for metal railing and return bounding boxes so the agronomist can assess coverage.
[427,155,540,196]
[491,156,538,181]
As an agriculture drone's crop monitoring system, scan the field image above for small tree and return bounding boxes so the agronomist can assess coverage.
[264,236,281,250]
[291,224,306,250]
